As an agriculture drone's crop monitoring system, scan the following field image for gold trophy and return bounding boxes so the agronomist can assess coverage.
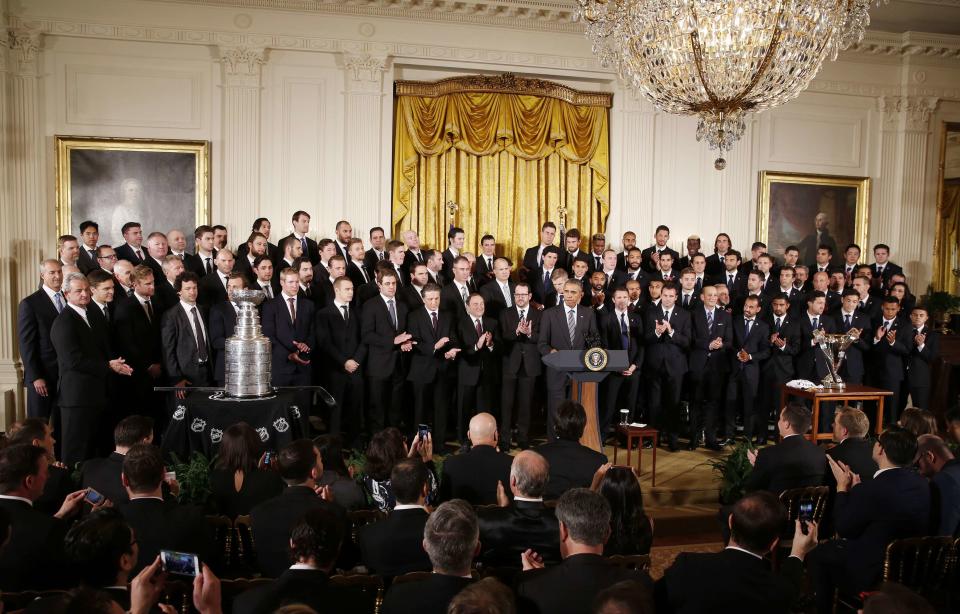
[813,329,860,390]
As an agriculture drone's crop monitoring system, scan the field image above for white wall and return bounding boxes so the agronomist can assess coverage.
[2,0,959,421]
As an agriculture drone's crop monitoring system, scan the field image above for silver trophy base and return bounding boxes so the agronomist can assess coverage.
[821,376,847,390]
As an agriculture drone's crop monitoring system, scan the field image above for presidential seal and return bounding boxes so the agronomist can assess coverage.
[584,347,608,372]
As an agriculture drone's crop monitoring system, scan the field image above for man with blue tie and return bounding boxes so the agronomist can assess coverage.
[727,295,771,445]
[281,211,319,265]
[17,260,65,420]
[688,285,732,450]
[643,283,691,451]
[598,287,643,438]
[361,269,413,432]
[836,289,871,386]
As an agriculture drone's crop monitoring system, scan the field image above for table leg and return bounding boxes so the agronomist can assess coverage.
[637,436,643,474]
[626,435,633,469]
[651,433,658,487]
[613,438,620,465]
[810,400,820,442]
[876,397,885,435]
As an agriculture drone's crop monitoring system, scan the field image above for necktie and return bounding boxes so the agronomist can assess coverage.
[663,310,670,323]
[127,287,134,298]
[416,251,423,263]
[812,317,819,330]
[619,312,629,350]
[378,251,384,261]
[431,311,438,334]
[595,256,601,270]
[877,266,884,275]
[775,317,782,331]
[913,328,919,337]
[745,319,752,335]
[192,307,208,361]
[388,299,398,330]
[728,274,734,286]
[144,300,153,322]
[567,309,577,345]
[360,265,369,284]
[503,284,512,307]
[288,297,296,323]
[263,285,272,299]
[487,257,493,271]
[682,294,690,308]
[88,249,96,260]
[341,304,349,325]
[205,257,212,275]
[460,284,468,303]
[136,249,143,261]
[859,301,866,310]
[884,321,891,332]
[707,310,714,330]
[519,308,526,323]
[844,314,852,330]
[305,285,312,298]
[102,304,109,322]
[53,292,64,313]
[695,277,702,292]
[543,270,550,288]
[300,237,308,254]
[475,318,483,337]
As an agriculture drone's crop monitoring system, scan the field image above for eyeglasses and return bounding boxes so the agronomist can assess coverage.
[513,293,530,297]
[98,254,117,260]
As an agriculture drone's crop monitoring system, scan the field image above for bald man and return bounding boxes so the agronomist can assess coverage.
[438,413,513,506]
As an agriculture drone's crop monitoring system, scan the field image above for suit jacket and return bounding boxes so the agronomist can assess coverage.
[346,260,373,294]
[704,253,726,277]
[529,267,559,307]
[118,497,212,575]
[869,316,908,384]
[184,250,217,278]
[364,247,386,273]
[640,245,680,273]
[799,230,838,267]
[0,498,69,590]
[535,439,608,500]
[458,315,500,386]
[654,548,802,614]
[316,302,367,375]
[903,325,939,388]
[153,278,180,318]
[643,305,691,374]
[115,243,144,265]
[538,304,600,355]
[198,271,230,308]
[440,248,459,281]
[439,282,470,322]
[763,314,801,380]
[405,307,457,384]
[401,284,426,311]
[17,289,61,387]
[826,438,878,486]
[250,486,347,578]
[598,308,644,369]
[710,270,747,300]
[834,310,872,382]
[745,435,826,493]
[479,279,515,321]
[361,294,408,376]
[141,255,165,281]
[689,307,733,373]
[869,262,903,285]
[358,507,432,577]
[233,567,368,614]
[729,316,771,387]
[161,302,212,386]
[208,300,237,384]
[77,245,99,274]
[281,233,319,265]
[796,313,837,382]
[261,294,315,382]
[80,452,129,505]
[477,500,560,567]
[438,445,513,505]
[113,295,163,378]
[474,253,497,284]
[517,553,652,614]
[50,306,113,407]
[833,467,931,592]
[382,574,473,614]
[932,459,960,537]
[500,305,542,377]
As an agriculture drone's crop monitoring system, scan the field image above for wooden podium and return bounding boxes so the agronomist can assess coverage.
[543,350,629,452]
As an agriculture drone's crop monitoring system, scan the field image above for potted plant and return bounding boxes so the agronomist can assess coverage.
[707,439,755,505]
[922,288,960,333]
[169,452,214,507]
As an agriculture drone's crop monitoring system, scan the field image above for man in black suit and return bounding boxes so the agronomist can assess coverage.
[358,458,432,577]
[208,272,245,385]
[0,444,85,590]
[711,249,747,301]
[809,427,931,613]
[361,268,413,431]
[851,276,880,321]
[704,232,732,278]
[620,247,650,292]
[766,267,802,316]
[160,272,212,395]
[152,255,184,317]
[796,291,836,387]
[363,226,387,272]
[345,237,374,297]
[295,257,323,303]
[235,231,268,285]
[810,245,838,276]
[826,407,878,486]
[478,256,515,321]
[441,226,466,281]
[559,228,591,274]
[869,297,908,424]
[643,283,691,451]
[248,254,278,300]
[869,243,903,286]
[473,234,498,286]
[140,232,168,281]
[402,262,429,310]
[80,415,155,506]
[640,225,680,274]
[281,210,320,265]
[614,230,637,272]
[405,282,459,449]
[535,401,607,500]
[183,225,217,278]
[759,294,801,444]
[117,444,212,575]
[401,229,427,273]
[315,277,366,441]
[655,491,817,614]
[516,488,652,614]
[333,219,353,262]
[115,222,145,265]
[263,267,315,430]
[476,450,560,567]
[381,500,477,614]
[457,294,500,445]
[197,248,235,308]
[824,271,845,314]
[250,439,347,578]
[112,265,164,423]
[745,403,826,494]
[728,295,772,444]
[734,271,770,319]
[538,278,601,439]
[425,249,448,287]
[77,220,101,274]
[916,435,960,537]
[522,221,558,278]
[235,217,280,263]
[688,284,732,450]
[530,246,561,308]
[17,259,64,420]
[799,212,839,267]
[902,305,939,411]
[676,268,701,311]
[439,413,512,504]
[51,273,133,466]
[274,235,304,280]
[834,289,871,386]
[499,282,541,449]
[652,251,679,283]
[598,287,643,435]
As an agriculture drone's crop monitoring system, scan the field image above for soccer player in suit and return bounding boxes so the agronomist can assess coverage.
[474,234,498,286]
[332,220,353,262]
[315,277,366,441]
[76,221,100,274]
[640,225,680,274]
[643,283,691,451]
[712,249,747,301]
[676,268,702,311]
[112,265,164,423]
[499,282,541,450]
[401,230,427,273]
[620,247,650,293]
[766,267,803,317]
[559,228,591,274]
[457,294,500,446]
[115,222,145,265]
[402,262,429,310]
[810,245,838,276]
[281,210,320,265]
[405,283,460,451]
[727,295,772,444]
[51,273,133,466]
[615,230,638,272]
[688,284,732,450]
[760,294,801,441]
[361,268,413,431]
[598,287,643,436]
[538,279,601,439]
[522,222,558,279]
[676,234,703,270]
[208,272,246,386]
[363,226,387,272]
[835,289,872,385]
[197,248,235,308]
[530,246,562,308]
[478,257,515,322]
[652,251,680,283]
[17,260,64,420]
[796,291,837,385]
[902,305,939,412]
[704,232,732,278]
[851,275,880,321]
[441,226,465,281]
[160,272,213,397]
[869,243,903,285]
[183,225,217,278]
[869,297,908,424]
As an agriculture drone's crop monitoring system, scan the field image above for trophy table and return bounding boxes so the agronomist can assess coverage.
[781,384,894,442]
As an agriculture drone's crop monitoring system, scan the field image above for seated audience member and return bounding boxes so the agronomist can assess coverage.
[381,500,479,614]
[744,403,826,494]
[809,427,932,613]
[592,580,655,614]
[234,508,367,614]
[826,406,878,485]
[535,401,607,500]
[439,413,513,505]
[315,435,366,511]
[916,435,960,536]
[81,415,155,506]
[6,418,75,515]
[250,439,347,578]
[62,509,139,610]
[655,491,817,613]
[898,406,938,438]
[517,488,653,614]
[448,577,517,614]
[117,444,213,575]
[0,444,85,590]
[477,450,560,567]
[593,465,653,556]
[209,423,284,517]
[358,458,432,577]
[362,428,438,512]
[861,582,936,614]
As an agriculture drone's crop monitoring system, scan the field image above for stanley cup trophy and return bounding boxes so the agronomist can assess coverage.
[813,329,860,390]
[223,289,273,398]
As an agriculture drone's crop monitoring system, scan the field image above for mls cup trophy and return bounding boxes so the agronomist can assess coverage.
[812,329,860,390]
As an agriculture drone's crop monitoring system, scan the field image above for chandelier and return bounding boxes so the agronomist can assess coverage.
[574,0,885,169]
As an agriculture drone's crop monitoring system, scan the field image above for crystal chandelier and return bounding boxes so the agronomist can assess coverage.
[574,0,885,169]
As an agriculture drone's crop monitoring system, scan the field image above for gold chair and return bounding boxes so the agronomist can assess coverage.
[390,571,434,585]
[205,514,234,571]
[329,573,384,614]
[882,536,955,596]
[233,514,257,570]
[779,486,830,525]
[347,509,387,543]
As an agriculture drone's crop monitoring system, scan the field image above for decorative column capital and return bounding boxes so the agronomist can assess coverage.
[218,46,267,87]
[342,53,388,93]
[877,96,939,133]
[7,28,42,75]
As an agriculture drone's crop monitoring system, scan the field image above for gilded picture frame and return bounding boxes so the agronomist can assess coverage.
[56,136,210,247]
[757,171,870,266]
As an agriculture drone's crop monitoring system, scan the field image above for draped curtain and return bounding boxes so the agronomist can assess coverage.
[935,183,960,293]
[392,81,610,265]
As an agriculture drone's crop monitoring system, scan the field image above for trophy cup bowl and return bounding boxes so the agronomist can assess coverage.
[813,329,859,390]
[224,289,273,398]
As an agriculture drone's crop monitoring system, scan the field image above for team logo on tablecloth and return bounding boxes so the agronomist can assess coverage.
[257,427,269,442]
[173,406,186,421]
[290,406,301,419]
[190,418,206,433]
[210,428,223,443]
[273,418,290,433]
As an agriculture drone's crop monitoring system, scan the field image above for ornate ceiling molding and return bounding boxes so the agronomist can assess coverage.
[851,31,960,59]
[395,73,613,106]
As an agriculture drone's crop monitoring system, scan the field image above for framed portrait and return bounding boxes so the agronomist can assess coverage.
[55,136,210,247]
[757,171,870,266]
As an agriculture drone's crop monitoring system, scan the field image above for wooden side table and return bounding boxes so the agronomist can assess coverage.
[613,425,659,486]
[780,384,894,442]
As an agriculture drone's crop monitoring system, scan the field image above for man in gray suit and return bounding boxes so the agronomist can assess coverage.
[538,279,600,440]
[160,271,213,397]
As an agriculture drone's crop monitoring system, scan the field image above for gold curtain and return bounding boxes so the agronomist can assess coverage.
[392,80,610,265]
[934,183,960,293]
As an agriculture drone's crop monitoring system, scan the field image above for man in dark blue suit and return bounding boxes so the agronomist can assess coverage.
[809,427,931,613]
[688,284,732,450]
[796,291,837,386]
[530,246,562,308]
[643,283,691,451]
[208,272,245,386]
[835,289,871,386]
[868,297,908,425]
[361,268,412,432]
[902,305,939,412]
[17,260,64,420]
[598,287,643,437]
[760,294,801,442]
[521,221,558,279]
[728,295,771,444]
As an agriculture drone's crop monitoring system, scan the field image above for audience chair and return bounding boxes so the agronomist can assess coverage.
[206,514,235,572]
[219,577,273,614]
[474,503,500,513]
[883,536,955,602]
[779,486,830,525]
[607,554,652,573]
[233,514,257,571]
[329,573,384,614]
[347,509,387,544]
[161,579,193,614]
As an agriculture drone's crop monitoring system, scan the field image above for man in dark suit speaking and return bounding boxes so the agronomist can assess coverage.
[538,278,600,440]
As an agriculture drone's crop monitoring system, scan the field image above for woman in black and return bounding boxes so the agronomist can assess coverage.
[595,465,654,555]
[209,422,284,517]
